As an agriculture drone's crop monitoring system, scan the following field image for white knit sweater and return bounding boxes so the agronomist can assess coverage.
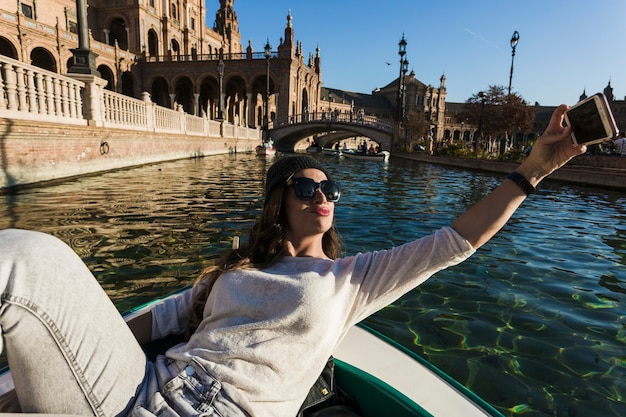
[148,226,475,417]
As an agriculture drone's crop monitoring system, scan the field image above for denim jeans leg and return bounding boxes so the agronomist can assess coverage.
[0,229,147,416]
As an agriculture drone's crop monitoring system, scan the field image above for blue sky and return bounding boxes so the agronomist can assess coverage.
[221,0,626,107]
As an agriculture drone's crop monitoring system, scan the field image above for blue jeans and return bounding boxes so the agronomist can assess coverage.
[0,229,247,417]
[0,228,147,415]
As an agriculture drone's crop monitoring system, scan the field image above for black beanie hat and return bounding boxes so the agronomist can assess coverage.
[264,155,330,198]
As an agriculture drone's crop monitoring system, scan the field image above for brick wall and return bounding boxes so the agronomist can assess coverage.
[0,119,259,190]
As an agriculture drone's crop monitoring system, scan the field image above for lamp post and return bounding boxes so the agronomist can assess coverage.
[217,57,225,120]
[400,58,409,120]
[264,39,271,129]
[69,0,99,75]
[396,34,407,122]
[508,30,519,96]
[474,91,486,156]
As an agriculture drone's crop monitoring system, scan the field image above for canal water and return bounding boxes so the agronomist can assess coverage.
[1,153,624,417]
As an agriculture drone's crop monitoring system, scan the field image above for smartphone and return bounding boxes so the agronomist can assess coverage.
[564,93,619,146]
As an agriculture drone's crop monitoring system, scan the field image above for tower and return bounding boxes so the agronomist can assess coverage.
[215,0,241,53]
[604,80,614,102]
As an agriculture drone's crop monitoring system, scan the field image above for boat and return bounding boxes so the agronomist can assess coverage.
[306,145,321,153]
[322,147,343,157]
[342,150,390,162]
[255,144,276,156]
[0,288,504,417]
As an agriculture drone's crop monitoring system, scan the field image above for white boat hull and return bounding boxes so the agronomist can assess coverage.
[335,325,500,416]
[255,146,276,156]
[0,291,503,417]
[342,150,390,161]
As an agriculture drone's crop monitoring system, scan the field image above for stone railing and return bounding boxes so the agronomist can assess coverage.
[0,54,261,141]
[103,89,148,129]
[270,112,394,133]
[102,90,260,138]
[0,54,86,125]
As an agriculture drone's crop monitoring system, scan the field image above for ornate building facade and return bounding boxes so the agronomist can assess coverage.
[0,0,322,129]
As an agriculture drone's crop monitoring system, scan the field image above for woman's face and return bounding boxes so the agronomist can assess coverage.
[283,168,335,242]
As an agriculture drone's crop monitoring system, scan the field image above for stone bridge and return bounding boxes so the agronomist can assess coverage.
[267,112,394,152]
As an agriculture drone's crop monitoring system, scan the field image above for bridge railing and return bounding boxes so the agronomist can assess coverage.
[269,112,394,133]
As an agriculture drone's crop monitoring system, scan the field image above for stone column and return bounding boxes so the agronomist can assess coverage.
[193,93,200,116]
[67,74,107,126]
[69,0,100,76]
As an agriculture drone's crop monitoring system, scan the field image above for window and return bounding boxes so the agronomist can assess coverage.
[190,17,195,30]
[21,3,33,19]
[65,7,77,33]
[171,3,177,20]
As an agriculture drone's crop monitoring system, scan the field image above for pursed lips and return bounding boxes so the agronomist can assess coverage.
[312,206,331,216]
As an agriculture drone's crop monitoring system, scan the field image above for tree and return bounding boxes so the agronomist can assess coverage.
[403,110,430,150]
[463,85,535,145]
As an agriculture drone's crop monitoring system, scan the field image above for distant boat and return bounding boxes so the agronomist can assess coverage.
[306,146,321,153]
[255,145,276,156]
[322,148,342,157]
[342,150,390,162]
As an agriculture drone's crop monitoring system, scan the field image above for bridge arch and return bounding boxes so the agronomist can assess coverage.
[268,112,394,152]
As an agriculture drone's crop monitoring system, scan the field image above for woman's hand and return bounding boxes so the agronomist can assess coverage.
[517,104,587,186]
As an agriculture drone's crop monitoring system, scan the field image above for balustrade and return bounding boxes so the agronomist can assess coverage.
[0,55,261,142]
[269,112,394,133]
[0,54,85,125]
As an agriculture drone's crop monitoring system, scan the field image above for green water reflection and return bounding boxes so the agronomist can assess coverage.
[1,153,625,417]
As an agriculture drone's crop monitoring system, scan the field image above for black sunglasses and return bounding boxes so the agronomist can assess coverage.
[288,177,341,202]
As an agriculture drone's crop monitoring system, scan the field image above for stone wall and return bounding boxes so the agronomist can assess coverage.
[396,153,626,191]
[0,119,259,191]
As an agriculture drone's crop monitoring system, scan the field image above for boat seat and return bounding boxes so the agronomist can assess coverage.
[334,359,432,417]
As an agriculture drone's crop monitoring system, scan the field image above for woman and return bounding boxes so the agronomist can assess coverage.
[0,105,585,417]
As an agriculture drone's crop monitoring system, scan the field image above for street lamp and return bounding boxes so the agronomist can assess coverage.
[264,39,272,129]
[508,30,519,96]
[397,34,407,121]
[401,58,409,120]
[474,91,486,156]
[217,58,225,120]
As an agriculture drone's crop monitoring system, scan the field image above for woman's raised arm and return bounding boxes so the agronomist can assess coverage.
[451,104,587,249]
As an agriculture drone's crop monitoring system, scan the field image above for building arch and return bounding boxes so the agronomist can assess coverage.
[30,47,57,72]
[0,36,18,59]
[224,74,247,125]
[198,75,219,119]
[147,28,159,57]
[108,17,128,50]
[173,76,194,113]
[97,64,115,90]
[121,71,135,97]
[249,71,274,128]
[150,76,170,107]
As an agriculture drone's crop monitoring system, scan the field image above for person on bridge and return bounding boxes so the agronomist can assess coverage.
[0,105,586,417]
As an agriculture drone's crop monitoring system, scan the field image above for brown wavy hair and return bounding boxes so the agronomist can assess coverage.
[185,181,342,339]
